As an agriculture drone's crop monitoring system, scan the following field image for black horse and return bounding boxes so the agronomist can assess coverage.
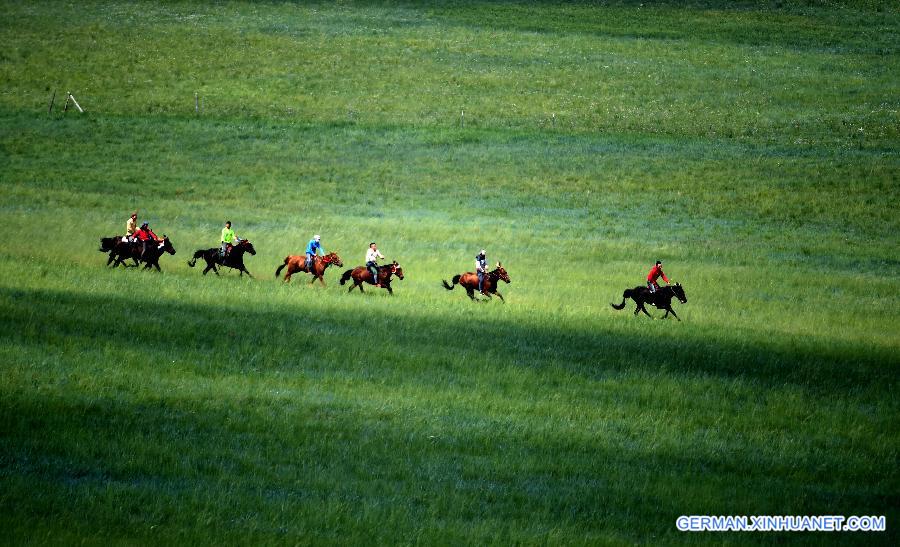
[99,236,138,267]
[611,283,687,320]
[188,239,256,277]
[109,237,177,271]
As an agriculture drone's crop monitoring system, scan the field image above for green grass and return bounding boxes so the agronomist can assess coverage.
[1,0,898,544]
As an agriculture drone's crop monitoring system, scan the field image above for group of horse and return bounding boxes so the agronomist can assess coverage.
[98,234,687,316]
[97,235,512,301]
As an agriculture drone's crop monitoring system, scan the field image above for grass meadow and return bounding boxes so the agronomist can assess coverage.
[1,0,898,543]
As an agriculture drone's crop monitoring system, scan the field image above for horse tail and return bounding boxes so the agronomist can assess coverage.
[611,289,630,310]
[339,269,353,285]
[187,249,205,268]
[442,274,461,290]
[275,256,289,278]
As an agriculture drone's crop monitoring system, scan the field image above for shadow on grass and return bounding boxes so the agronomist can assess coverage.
[2,286,897,541]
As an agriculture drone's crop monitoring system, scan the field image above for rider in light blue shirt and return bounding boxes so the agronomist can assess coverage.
[305,234,324,271]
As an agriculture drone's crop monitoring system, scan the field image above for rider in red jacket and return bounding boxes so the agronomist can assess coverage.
[647,260,669,293]
[133,222,162,259]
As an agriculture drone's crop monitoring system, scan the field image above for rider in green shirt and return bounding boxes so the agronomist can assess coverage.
[220,221,238,257]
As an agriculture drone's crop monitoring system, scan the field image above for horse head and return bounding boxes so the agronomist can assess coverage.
[390,261,404,280]
[241,240,256,255]
[99,236,118,252]
[494,261,511,284]
[323,252,343,267]
[671,282,686,304]
[162,236,176,255]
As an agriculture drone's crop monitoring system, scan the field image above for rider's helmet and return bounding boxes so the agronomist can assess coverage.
[314,234,321,241]
[656,260,662,265]
[141,222,149,228]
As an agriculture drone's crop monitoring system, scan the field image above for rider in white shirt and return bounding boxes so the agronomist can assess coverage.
[366,242,385,286]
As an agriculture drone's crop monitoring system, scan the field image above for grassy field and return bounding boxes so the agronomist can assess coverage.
[1,0,899,543]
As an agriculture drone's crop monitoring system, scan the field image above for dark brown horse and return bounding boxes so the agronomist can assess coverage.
[340,261,404,295]
[442,263,511,302]
[110,236,176,271]
[275,252,343,285]
[187,239,256,277]
[99,235,138,267]
[611,283,687,320]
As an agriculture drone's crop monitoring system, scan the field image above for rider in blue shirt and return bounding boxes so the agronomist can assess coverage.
[305,234,324,271]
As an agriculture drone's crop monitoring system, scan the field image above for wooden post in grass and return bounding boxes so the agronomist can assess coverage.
[461,110,465,127]
[48,90,56,114]
[195,92,199,114]
[66,92,84,113]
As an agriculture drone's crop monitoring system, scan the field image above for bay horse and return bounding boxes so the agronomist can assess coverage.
[275,252,343,285]
[110,236,176,271]
[442,263,511,302]
[340,261,404,295]
[611,283,687,320]
[188,239,256,277]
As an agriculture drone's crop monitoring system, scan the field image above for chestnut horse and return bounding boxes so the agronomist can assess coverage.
[275,252,343,285]
[611,283,687,320]
[442,263,511,302]
[339,261,404,295]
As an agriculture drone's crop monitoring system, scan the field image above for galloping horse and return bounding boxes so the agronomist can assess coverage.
[340,261,404,295]
[99,235,138,267]
[188,239,256,277]
[275,252,343,285]
[611,283,687,320]
[442,263,511,302]
[110,236,177,271]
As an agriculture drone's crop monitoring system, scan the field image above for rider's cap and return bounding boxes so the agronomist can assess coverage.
[314,234,320,240]
[141,221,149,227]
[131,212,137,217]
[481,249,486,255]
[370,242,376,246]
[656,260,662,265]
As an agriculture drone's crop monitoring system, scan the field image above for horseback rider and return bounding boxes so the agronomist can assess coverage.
[133,221,162,259]
[366,242,385,287]
[475,249,488,295]
[305,234,324,271]
[220,221,241,257]
[124,212,137,243]
[647,260,670,293]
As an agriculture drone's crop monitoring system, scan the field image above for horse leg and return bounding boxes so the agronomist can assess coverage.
[465,287,476,301]
[386,285,393,295]
[667,307,680,321]
[639,303,653,318]
[244,268,253,278]
[494,291,505,303]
